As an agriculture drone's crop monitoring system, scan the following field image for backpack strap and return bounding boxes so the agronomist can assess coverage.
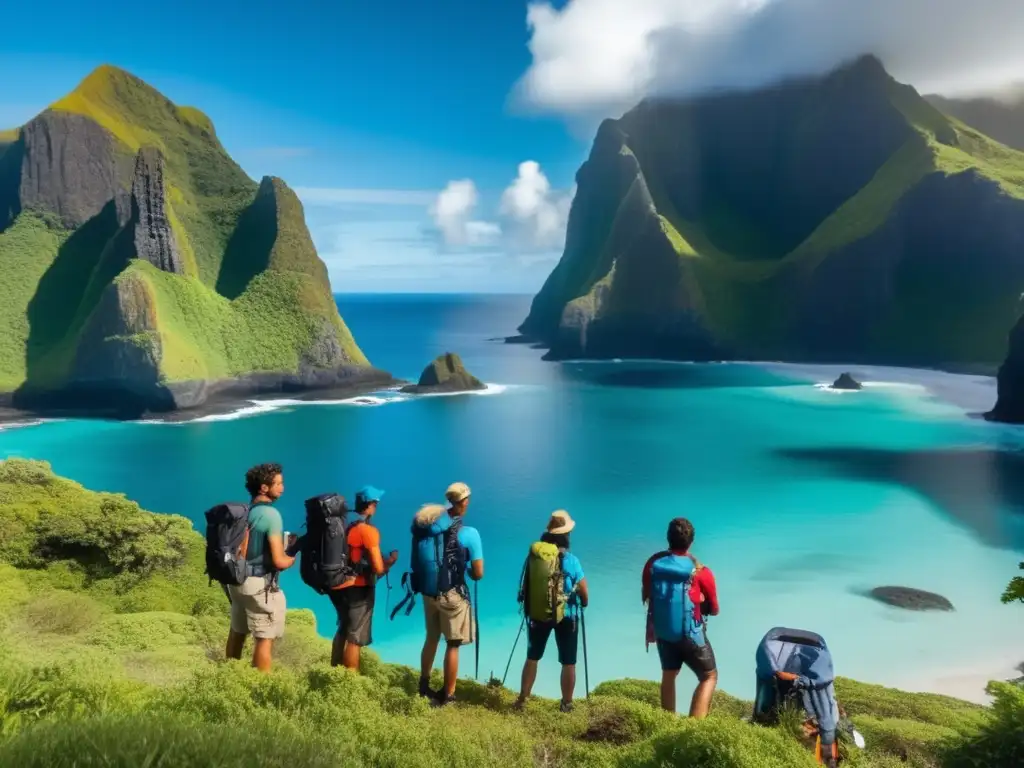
[389,572,418,620]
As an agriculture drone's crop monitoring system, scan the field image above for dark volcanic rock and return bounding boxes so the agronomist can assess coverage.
[401,352,486,394]
[988,311,1024,423]
[832,373,863,390]
[17,111,129,228]
[869,586,954,612]
[127,147,182,274]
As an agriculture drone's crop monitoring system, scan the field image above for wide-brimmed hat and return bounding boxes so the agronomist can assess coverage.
[547,509,575,535]
[445,482,471,504]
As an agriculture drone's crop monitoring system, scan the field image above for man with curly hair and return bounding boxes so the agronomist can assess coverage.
[225,462,295,672]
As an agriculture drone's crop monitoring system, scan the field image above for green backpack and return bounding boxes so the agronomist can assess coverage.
[524,541,567,623]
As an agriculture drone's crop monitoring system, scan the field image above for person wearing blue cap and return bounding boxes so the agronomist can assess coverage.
[328,484,398,671]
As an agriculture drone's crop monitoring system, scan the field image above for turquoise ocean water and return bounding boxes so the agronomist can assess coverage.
[2,294,1023,702]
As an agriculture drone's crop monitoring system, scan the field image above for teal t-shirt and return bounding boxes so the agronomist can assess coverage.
[246,503,283,570]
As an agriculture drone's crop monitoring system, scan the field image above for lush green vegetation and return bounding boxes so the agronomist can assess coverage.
[0,65,368,397]
[0,458,1020,767]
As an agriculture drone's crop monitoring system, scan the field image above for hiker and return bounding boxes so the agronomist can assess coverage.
[328,485,398,671]
[642,517,719,718]
[412,482,484,706]
[514,510,589,713]
[225,462,295,672]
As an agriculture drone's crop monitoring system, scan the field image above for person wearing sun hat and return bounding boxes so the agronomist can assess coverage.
[412,481,485,706]
[514,509,589,713]
[328,484,398,672]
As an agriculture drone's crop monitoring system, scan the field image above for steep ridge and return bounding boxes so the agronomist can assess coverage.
[927,89,1024,151]
[520,56,1024,371]
[0,65,386,414]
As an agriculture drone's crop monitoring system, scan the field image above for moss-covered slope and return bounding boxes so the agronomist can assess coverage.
[1,457,1020,768]
[0,65,379,413]
[521,56,1024,370]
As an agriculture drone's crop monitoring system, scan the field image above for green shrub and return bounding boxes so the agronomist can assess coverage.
[942,682,1024,768]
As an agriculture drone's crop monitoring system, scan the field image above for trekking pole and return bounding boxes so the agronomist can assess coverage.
[474,580,480,680]
[581,608,590,699]
[501,615,526,686]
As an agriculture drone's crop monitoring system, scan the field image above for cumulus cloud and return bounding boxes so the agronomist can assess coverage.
[429,179,502,247]
[499,161,574,251]
[517,0,1024,117]
[430,164,574,252]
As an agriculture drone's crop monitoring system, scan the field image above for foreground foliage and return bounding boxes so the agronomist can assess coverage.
[0,458,1020,767]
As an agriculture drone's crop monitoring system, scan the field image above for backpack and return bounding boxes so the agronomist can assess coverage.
[523,541,567,623]
[648,553,703,644]
[411,517,467,597]
[204,502,251,586]
[299,493,359,594]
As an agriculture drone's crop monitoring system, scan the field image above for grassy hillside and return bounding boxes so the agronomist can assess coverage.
[0,65,370,409]
[926,90,1024,152]
[0,457,1021,767]
[521,57,1024,369]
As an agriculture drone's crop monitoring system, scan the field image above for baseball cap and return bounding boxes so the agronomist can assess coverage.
[445,482,471,504]
[355,485,385,507]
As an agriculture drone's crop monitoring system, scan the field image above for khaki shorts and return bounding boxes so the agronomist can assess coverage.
[424,589,474,646]
[229,576,286,640]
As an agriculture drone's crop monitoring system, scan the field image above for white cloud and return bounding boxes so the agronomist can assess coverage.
[499,161,574,251]
[517,0,1024,117]
[429,179,502,247]
[297,187,438,207]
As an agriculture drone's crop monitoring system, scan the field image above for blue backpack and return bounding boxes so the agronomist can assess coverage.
[390,505,467,620]
[649,553,704,644]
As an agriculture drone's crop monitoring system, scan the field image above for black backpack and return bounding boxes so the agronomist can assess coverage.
[299,493,359,594]
[204,502,251,586]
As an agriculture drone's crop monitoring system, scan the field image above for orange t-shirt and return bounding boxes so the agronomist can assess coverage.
[337,520,383,588]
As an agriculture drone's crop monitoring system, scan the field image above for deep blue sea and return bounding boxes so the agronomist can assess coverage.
[2,294,1023,701]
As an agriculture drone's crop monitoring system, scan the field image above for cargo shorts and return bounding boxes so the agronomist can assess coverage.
[228,575,286,640]
[424,589,474,646]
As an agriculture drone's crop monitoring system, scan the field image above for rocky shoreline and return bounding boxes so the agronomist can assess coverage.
[0,366,404,424]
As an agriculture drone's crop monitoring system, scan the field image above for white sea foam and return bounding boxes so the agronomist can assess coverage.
[412,383,510,398]
[0,419,51,432]
[139,384,511,424]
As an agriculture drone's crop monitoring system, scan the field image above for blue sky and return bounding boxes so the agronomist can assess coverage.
[3,0,1021,292]
[0,0,588,293]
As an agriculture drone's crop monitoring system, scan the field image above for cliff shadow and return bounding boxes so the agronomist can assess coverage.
[215,192,276,300]
[776,445,1024,550]
[559,361,803,390]
[21,199,122,382]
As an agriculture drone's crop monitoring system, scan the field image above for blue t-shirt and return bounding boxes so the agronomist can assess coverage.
[458,525,484,574]
[561,552,585,619]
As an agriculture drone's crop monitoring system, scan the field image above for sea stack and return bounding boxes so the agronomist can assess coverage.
[831,373,863,390]
[401,353,486,395]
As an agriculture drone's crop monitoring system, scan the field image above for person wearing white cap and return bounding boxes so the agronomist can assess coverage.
[410,481,484,706]
[514,509,589,713]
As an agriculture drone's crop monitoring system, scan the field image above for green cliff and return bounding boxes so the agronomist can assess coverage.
[520,56,1024,369]
[927,89,1024,152]
[0,458,1020,767]
[0,66,384,414]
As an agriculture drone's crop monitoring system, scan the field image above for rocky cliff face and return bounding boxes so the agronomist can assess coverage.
[127,147,182,274]
[14,111,129,228]
[927,91,1024,151]
[988,310,1024,423]
[521,57,1024,372]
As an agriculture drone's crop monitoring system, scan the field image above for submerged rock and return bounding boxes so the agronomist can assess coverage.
[869,586,954,612]
[831,373,863,390]
[401,353,485,395]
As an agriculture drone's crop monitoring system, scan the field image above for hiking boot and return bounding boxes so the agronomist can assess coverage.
[431,691,456,708]
[512,697,527,712]
[418,677,434,698]
[559,700,574,713]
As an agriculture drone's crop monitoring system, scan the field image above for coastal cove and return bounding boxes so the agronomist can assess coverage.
[1,293,1022,703]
